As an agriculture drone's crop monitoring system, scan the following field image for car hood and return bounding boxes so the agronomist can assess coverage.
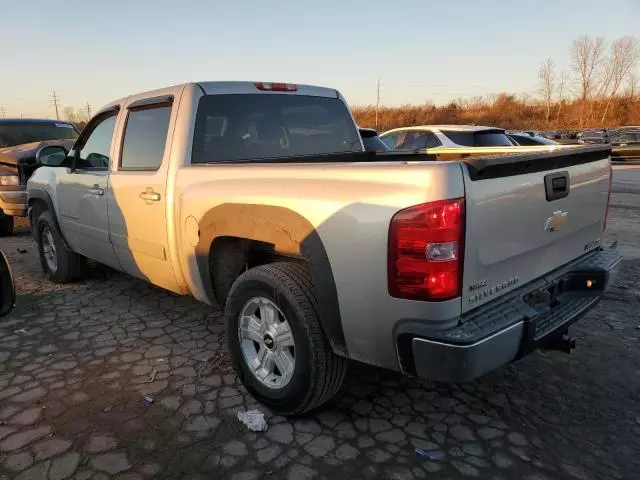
[0,139,75,166]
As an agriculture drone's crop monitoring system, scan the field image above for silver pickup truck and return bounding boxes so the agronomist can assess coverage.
[27,81,621,415]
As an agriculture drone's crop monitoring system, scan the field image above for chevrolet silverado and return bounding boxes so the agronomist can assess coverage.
[27,81,621,415]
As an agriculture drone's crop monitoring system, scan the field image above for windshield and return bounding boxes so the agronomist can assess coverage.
[441,129,514,147]
[0,122,79,148]
[192,94,362,163]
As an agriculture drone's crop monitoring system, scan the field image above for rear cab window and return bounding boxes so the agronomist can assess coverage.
[191,94,362,163]
[442,130,514,147]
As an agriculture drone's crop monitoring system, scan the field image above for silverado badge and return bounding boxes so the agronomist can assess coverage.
[544,210,568,232]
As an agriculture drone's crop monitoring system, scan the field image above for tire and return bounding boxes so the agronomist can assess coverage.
[225,262,347,415]
[0,212,14,237]
[35,211,85,283]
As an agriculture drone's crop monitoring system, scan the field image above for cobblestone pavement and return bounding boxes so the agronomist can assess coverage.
[1,170,639,480]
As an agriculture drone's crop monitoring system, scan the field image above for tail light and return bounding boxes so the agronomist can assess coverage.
[603,163,613,232]
[254,82,298,92]
[388,199,465,301]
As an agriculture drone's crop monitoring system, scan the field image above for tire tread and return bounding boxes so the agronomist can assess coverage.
[226,261,347,415]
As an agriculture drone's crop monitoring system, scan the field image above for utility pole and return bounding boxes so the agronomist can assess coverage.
[0,106,5,118]
[375,78,380,129]
[50,91,60,120]
[85,101,91,119]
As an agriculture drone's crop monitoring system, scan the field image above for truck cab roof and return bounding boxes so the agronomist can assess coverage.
[99,81,342,115]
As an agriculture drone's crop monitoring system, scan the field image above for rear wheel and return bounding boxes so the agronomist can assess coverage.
[0,212,14,237]
[35,211,85,283]
[225,262,347,415]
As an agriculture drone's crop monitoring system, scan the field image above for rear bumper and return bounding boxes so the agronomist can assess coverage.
[397,245,622,382]
[0,188,27,217]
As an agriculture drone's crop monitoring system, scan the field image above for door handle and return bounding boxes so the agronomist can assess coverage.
[139,189,161,202]
[88,185,104,196]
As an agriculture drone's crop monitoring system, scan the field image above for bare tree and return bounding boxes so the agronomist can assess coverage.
[62,106,78,123]
[538,58,556,125]
[571,35,607,101]
[625,73,639,99]
[600,37,640,122]
[75,108,89,123]
[571,35,606,126]
[555,71,568,126]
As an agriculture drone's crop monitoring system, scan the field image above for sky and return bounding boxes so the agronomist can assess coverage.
[1,0,639,118]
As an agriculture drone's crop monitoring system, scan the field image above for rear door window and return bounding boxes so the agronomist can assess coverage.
[191,94,362,163]
[120,105,172,170]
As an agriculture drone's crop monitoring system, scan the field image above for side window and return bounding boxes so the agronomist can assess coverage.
[77,114,117,170]
[423,132,442,148]
[120,105,171,170]
[381,133,401,149]
[397,132,415,150]
[411,132,442,149]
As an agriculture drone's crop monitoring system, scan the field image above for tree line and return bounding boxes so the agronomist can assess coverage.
[352,35,640,132]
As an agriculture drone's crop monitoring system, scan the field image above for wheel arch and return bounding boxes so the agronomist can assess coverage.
[28,188,71,248]
[195,203,348,357]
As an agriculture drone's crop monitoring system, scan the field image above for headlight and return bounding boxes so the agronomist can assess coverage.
[0,176,19,186]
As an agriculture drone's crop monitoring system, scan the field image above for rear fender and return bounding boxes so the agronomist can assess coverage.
[195,203,347,356]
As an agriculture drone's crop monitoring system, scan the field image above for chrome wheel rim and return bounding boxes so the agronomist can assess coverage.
[42,227,57,272]
[238,297,296,389]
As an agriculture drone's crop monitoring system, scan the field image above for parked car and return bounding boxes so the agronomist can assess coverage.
[358,127,389,152]
[28,81,620,415]
[578,129,609,145]
[380,125,515,150]
[610,130,640,162]
[507,131,559,146]
[0,119,79,236]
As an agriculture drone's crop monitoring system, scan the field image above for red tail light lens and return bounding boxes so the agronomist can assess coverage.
[603,163,613,232]
[388,199,465,301]
[254,82,298,92]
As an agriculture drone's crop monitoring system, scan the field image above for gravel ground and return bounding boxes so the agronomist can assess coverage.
[0,167,639,480]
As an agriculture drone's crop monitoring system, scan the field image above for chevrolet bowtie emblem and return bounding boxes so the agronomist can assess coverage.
[545,210,568,232]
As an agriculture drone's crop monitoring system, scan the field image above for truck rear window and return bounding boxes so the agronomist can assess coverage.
[441,130,514,147]
[191,94,362,163]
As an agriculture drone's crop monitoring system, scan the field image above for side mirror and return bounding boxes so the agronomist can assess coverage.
[0,250,15,317]
[36,145,68,167]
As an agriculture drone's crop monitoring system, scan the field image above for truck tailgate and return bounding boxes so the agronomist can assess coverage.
[460,145,611,313]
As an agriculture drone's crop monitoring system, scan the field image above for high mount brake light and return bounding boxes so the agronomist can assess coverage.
[254,82,298,92]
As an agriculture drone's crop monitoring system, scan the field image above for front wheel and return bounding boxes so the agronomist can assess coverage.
[225,262,347,415]
[0,212,14,237]
[35,211,85,283]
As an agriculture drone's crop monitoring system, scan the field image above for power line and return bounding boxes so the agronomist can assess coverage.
[49,91,60,120]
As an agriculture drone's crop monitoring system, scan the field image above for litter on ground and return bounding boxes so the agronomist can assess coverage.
[237,409,268,432]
